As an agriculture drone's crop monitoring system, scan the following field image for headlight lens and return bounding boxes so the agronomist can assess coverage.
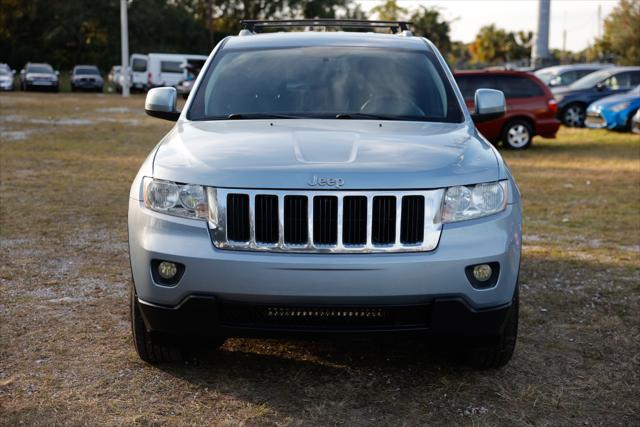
[442,181,508,223]
[610,102,629,112]
[144,178,207,219]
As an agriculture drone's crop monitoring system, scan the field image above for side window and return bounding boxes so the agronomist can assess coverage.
[132,58,146,72]
[160,61,183,73]
[629,71,640,86]
[560,71,578,86]
[606,72,632,90]
[455,75,494,100]
[495,75,544,98]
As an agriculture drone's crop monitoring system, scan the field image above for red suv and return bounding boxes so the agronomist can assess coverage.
[454,70,560,149]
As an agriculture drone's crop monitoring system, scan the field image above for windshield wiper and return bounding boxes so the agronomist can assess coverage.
[335,113,391,120]
[226,113,303,120]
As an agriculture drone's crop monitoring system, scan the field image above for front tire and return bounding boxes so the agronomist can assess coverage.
[464,291,519,369]
[502,120,533,150]
[130,285,185,363]
[562,103,586,127]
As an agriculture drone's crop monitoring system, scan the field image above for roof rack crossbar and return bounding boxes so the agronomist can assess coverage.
[240,19,411,34]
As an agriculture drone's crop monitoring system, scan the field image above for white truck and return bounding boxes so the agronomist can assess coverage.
[129,53,208,92]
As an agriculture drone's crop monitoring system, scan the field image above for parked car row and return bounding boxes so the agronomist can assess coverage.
[0,62,103,92]
[551,66,640,128]
[2,52,206,94]
[454,70,560,149]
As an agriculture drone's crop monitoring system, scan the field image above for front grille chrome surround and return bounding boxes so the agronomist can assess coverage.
[207,188,445,253]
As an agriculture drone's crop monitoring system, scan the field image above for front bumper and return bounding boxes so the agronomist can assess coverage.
[136,294,516,340]
[129,196,522,313]
[586,108,631,130]
[72,79,102,89]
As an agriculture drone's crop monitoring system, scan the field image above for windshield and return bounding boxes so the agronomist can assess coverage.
[27,65,53,74]
[569,69,610,90]
[189,47,463,122]
[0,69,10,76]
[75,67,100,75]
[534,71,554,85]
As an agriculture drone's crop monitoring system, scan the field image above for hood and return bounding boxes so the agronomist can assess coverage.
[589,92,640,109]
[26,73,55,79]
[74,74,101,80]
[152,120,500,190]
[551,86,588,96]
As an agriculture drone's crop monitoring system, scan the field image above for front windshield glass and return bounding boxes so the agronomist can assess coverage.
[189,47,463,122]
[569,70,610,90]
[27,65,53,74]
[534,71,554,85]
[75,67,100,75]
[0,69,10,76]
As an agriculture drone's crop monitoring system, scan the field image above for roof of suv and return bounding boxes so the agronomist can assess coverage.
[223,31,431,51]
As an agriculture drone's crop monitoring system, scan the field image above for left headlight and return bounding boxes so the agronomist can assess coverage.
[441,181,508,223]
[143,177,207,219]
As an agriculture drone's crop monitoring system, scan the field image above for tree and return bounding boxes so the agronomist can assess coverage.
[410,6,451,51]
[371,0,408,21]
[468,24,532,65]
[594,0,640,65]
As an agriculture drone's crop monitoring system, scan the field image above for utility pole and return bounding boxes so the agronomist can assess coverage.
[207,0,214,50]
[531,0,551,68]
[120,0,130,97]
[597,4,602,39]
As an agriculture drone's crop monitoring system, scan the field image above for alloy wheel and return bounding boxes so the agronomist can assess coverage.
[506,124,530,149]
[564,105,585,127]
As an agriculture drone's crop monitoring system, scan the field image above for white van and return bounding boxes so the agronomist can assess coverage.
[129,53,208,91]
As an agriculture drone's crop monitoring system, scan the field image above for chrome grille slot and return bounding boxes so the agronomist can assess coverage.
[343,196,367,245]
[210,188,444,253]
[284,195,308,244]
[313,196,338,245]
[226,194,250,242]
[255,195,278,244]
[401,196,425,244]
[372,196,396,245]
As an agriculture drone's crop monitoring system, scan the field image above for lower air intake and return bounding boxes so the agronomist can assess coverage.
[220,304,432,330]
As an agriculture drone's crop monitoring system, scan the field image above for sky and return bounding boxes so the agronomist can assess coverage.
[356,0,619,52]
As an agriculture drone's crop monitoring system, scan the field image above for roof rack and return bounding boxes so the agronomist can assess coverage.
[240,19,412,34]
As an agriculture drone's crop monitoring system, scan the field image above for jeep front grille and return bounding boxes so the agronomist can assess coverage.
[208,188,444,253]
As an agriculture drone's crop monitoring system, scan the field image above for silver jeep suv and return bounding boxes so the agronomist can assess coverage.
[128,20,522,368]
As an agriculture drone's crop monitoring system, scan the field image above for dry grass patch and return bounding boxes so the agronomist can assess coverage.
[1,93,639,425]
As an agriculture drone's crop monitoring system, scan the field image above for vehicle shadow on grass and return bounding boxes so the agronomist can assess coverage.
[154,336,478,416]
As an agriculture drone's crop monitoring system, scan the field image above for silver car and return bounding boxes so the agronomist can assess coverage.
[129,20,523,369]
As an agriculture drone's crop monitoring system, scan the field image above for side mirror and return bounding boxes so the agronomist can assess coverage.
[595,82,606,91]
[549,76,561,87]
[145,87,180,121]
[20,69,25,75]
[471,89,506,123]
[55,70,59,76]
[12,70,16,75]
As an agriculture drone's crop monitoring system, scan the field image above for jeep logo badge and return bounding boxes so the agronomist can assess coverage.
[308,176,344,188]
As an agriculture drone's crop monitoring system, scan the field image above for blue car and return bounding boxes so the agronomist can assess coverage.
[586,85,640,131]
[553,66,640,127]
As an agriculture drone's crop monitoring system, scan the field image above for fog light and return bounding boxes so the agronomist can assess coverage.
[158,261,178,280]
[472,264,493,282]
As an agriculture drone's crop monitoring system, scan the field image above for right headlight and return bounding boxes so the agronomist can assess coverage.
[143,177,207,219]
[441,181,508,223]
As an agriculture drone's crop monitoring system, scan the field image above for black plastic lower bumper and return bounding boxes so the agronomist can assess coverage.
[137,295,514,341]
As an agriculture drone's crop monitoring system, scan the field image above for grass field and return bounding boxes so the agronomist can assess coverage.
[1,92,639,425]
